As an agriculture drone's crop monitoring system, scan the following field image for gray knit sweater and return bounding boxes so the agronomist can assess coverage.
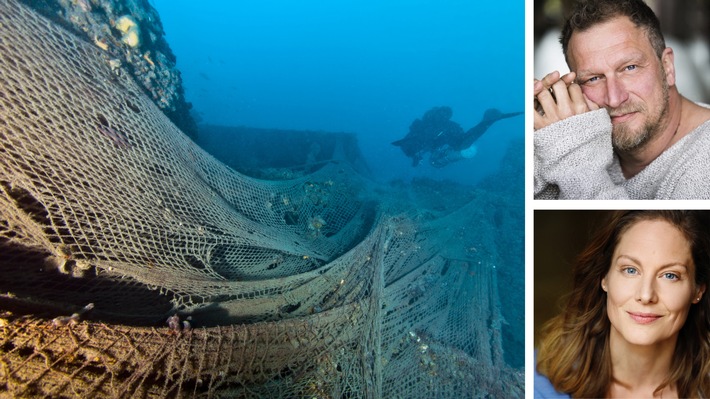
[534,108,710,199]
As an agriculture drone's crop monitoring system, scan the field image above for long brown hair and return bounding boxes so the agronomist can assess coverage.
[537,211,710,398]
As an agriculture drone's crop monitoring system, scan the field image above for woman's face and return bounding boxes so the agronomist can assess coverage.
[601,219,704,348]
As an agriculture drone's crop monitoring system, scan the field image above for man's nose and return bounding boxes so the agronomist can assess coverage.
[605,76,629,109]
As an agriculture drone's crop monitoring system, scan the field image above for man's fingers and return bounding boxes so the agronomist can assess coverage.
[550,79,571,113]
[560,71,576,86]
[533,70,584,130]
[535,70,576,106]
[568,83,589,114]
[541,70,561,89]
[534,84,560,131]
[534,107,547,130]
[536,83,556,113]
[535,71,561,96]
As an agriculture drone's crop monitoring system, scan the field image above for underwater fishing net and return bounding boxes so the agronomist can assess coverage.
[0,0,523,397]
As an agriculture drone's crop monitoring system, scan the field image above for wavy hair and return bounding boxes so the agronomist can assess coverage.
[537,210,710,398]
[560,0,667,64]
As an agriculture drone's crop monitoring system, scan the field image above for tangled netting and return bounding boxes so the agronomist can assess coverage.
[0,0,524,397]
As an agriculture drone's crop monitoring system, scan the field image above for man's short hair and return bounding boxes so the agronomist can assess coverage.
[560,0,666,63]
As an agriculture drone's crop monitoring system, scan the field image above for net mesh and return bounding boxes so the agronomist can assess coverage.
[0,1,524,397]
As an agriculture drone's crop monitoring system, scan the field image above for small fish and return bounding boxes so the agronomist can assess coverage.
[51,303,94,327]
[76,0,91,12]
[166,314,180,331]
[52,313,80,327]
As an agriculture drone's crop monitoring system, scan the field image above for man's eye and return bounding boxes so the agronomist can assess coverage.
[625,65,637,71]
[585,76,600,84]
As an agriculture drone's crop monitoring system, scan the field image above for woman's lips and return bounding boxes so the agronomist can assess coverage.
[628,311,662,324]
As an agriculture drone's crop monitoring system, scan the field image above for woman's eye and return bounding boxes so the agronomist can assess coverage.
[622,267,638,275]
[662,272,679,280]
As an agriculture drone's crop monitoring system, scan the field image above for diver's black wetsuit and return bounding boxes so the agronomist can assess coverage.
[393,106,522,168]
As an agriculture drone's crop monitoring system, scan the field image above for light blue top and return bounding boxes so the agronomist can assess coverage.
[534,368,571,398]
[534,351,571,399]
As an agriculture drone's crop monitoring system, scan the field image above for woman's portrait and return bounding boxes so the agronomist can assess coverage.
[535,210,710,398]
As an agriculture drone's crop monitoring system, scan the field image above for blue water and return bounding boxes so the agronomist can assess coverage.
[151,0,524,185]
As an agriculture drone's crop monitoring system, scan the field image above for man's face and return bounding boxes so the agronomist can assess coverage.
[567,16,673,153]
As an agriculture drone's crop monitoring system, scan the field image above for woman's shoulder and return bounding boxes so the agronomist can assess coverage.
[534,369,571,398]
[534,351,571,399]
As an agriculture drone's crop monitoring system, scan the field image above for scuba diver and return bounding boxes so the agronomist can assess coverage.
[392,106,522,168]
[391,106,463,166]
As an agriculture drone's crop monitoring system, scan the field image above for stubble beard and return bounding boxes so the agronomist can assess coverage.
[610,67,670,154]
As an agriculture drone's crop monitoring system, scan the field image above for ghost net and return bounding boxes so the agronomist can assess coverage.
[0,1,523,397]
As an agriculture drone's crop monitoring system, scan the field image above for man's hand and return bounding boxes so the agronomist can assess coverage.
[533,71,600,130]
